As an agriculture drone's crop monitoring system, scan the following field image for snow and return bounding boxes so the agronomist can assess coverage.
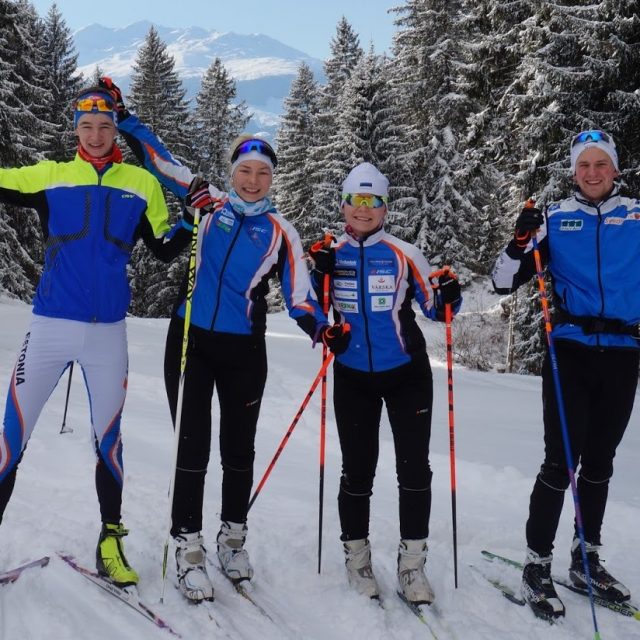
[1,296,639,639]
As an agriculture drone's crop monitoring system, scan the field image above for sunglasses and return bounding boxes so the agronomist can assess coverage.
[571,130,612,147]
[74,96,115,113]
[231,139,278,168]
[342,193,387,208]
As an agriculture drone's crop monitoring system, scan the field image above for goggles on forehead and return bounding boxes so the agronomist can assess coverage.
[74,96,116,113]
[571,130,613,147]
[342,193,387,209]
[231,139,278,168]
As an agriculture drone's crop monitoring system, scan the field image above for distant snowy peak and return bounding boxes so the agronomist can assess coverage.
[73,21,325,136]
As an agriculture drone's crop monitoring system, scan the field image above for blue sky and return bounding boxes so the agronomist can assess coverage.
[31,0,398,60]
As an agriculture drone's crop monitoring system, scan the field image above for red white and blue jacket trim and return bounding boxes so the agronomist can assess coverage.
[315,228,460,372]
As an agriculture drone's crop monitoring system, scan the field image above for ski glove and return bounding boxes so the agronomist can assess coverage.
[438,272,462,307]
[308,237,335,275]
[321,323,351,355]
[184,178,223,220]
[514,206,543,248]
[98,76,129,122]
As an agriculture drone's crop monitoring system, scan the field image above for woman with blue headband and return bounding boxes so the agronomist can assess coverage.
[97,77,347,604]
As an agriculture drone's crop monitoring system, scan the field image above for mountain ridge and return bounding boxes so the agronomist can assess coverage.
[73,21,326,137]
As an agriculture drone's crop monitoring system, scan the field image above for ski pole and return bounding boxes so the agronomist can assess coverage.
[160,201,201,603]
[59,362,75,434]
[248,351,336,511]
[429,266,459,589]
[316,233,333,574]
[528,199,601,639]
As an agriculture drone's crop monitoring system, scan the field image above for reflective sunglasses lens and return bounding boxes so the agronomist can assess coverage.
[76,97,113,112]
[343,193,386,208]
[572,130,610,147]
[232,139,278,167]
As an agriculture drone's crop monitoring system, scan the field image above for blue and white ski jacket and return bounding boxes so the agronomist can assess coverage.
[492,189,640,349]
[315,229,460,372]
[118,114,327,338]
[0,156,184,323]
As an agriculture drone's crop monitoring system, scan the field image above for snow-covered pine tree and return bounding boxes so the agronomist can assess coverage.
[192,57,248,189]
[391,0,474,276]
[0,0,57,300]
[126,26,195,318]
[272,62,320,237]
[306,17,364,239]
[333,49,417,242]
[41,3,82,161]
[496,1,640,371]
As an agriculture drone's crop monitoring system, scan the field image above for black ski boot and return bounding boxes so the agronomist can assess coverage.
[521,549,565,620]
[569,538,630,603]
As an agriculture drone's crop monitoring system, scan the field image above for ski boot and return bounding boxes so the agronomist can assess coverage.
[569,538,630,602]
[521,548,565,620]
[96,522,139,587]
[397,539,434,605]
[343,538,380,599]
[175,531,215,603]
[217,520,253,583]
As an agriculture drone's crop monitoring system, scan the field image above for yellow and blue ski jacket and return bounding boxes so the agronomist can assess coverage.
[0,155,188,322]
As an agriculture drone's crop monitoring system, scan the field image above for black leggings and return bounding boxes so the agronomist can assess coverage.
[333,356,433,541]
[526,342,639,555]
[164,317,267,535]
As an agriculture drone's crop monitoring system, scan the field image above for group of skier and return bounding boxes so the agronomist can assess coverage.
[0,78,637,622]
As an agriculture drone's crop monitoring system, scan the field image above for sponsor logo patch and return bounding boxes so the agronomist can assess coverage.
[335,300,358,313]
[368,275,395,293]
[559,219,583,231]
[334,278,357,290]
[371,295,393,311]
[334,289,358,300]
[334,269,356,278]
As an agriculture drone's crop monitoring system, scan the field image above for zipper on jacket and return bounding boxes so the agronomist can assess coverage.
[91,172,103,322]
[209,212,245,331]
[595,205,604,348]
[359,241,374,372]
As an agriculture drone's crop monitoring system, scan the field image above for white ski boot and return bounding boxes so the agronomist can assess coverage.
[343,538,380,599]
[217,520,253,583]
[397,539,434,605]
[175,531,215,603]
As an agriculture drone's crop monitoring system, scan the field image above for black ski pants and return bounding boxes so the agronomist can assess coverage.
[334,355,433,541]
[164,317,267,535]
[526,341,639,556]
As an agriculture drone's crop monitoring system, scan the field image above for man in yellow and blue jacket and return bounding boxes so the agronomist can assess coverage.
[0,86,191,586]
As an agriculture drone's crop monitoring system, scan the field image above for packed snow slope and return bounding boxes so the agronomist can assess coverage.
[0,297,638,639]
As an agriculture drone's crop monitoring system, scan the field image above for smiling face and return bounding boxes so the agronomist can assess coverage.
[573,147,619,202]
[341,195,387,237]
[75,113,117,158]
[231,160,273,202]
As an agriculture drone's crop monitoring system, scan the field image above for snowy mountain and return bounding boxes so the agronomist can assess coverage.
[1,292,639,639]
[73,21,326,137]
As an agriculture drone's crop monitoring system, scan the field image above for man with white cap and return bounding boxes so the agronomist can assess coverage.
[492,130,640,620]
[309,162,462,605]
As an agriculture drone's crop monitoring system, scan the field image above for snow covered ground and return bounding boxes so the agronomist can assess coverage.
[0,296,639,640]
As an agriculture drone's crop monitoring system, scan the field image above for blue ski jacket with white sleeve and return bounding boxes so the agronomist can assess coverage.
[313,228,461,372]
[118,114,327,338]
[492,189,640,349]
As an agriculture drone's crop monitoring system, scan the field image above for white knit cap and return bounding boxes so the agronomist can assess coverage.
[570,130,619,173]
[342,162,389,197]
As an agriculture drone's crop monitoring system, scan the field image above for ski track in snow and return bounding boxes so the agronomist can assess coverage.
[0,295,639,639]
